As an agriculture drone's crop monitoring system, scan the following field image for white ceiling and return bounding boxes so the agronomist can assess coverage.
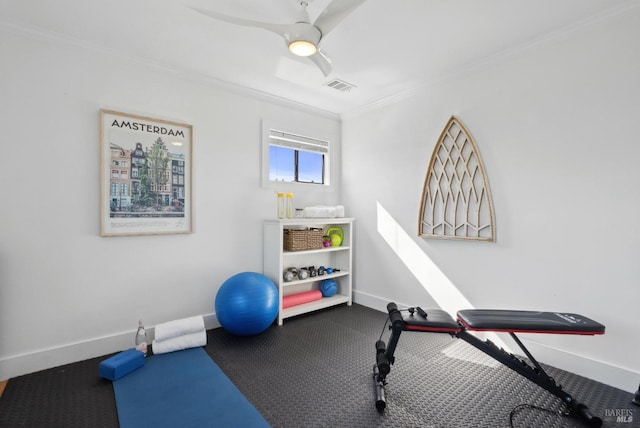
[1,0,636,115]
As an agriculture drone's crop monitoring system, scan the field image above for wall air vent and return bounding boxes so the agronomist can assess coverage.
[324,78,356,92]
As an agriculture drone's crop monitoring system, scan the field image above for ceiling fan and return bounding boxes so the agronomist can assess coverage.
[193,0,367,77]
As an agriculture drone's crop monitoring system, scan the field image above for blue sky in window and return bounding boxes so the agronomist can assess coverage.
[269,146,295,181]
[270,146,323,183]
[298,151,323,183]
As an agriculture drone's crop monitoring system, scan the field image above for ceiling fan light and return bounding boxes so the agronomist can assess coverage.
[288,40,317,57]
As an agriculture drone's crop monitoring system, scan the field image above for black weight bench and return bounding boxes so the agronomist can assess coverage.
[374,303,605,427]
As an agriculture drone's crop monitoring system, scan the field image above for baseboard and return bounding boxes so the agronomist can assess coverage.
[3,302,636,394]
[352,289,415,314]
[0,313,220,381]
[353,289,639,393]
[519,338,638,394]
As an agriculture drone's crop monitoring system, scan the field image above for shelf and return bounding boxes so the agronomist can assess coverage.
[264,217,353,325]
[284,246,350,256]
[282,271,349,288]
[265,217,354,226]
[282,295,350,319]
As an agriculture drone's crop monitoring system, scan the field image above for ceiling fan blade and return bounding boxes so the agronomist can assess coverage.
[192,7,292,38]
[313,0,367,39]
[308,49,332,77]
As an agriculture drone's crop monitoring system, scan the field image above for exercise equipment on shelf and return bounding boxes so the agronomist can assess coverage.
[319,279,337,297]
[283,266,339,282]
[282,290,323,308]
[325,227,344,246]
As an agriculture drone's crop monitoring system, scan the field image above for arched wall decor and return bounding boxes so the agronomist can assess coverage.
[419,116,495,242]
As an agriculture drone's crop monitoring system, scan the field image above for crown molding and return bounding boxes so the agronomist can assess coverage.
[0,20,340,122]
[341,0,640,120]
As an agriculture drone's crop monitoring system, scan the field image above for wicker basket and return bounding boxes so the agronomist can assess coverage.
[283,228,324,251]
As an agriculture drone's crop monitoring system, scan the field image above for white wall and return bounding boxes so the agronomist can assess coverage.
[2,8,638,395]
[343,9,640,392]
[0,27,341,379]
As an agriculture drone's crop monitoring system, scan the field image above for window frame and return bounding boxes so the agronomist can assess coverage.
[261,120,334,192]
[269,145,326,185]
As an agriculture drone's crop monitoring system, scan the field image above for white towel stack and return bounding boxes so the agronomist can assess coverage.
[302,205,345,218]
[152,315,207,354]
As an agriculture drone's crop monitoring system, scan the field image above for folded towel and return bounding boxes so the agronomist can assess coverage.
[154,315,205,342]
[303,205,345,218]
[152,330,207,355]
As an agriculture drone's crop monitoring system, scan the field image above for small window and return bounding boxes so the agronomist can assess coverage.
[268,129,328,185]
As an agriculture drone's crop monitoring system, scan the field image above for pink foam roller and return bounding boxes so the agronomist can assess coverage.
[282,290,323,308]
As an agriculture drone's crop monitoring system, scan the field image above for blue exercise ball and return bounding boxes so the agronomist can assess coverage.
[215,272,278,336]
[319,279,337,297]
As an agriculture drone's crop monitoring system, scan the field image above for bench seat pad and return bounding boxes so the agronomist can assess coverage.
[401,309,461,333]
[457,309,605,335]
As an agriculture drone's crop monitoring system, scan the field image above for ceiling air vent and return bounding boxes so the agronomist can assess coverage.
[324,78,356,93]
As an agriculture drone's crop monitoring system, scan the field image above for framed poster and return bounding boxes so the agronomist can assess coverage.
[100,109,192,236]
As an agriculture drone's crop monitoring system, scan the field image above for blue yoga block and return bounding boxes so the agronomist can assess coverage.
[99,348,144,381]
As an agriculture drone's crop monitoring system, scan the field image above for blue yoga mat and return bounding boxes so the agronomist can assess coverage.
[113,347,270,428]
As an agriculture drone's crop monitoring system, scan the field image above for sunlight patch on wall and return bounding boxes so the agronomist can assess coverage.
[376,201,510,351]
[377,201,472,316]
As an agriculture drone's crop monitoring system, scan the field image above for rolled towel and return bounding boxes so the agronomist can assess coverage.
[154,315,205,342]
[152,330,207,355]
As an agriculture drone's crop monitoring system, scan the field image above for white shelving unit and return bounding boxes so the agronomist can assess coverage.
[263,218,354,325]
